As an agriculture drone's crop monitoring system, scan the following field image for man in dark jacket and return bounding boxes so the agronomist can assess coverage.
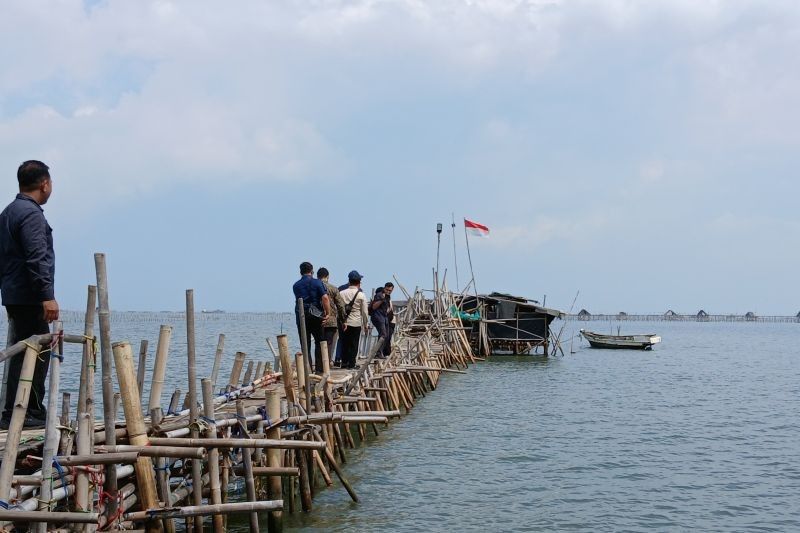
[0,160,58,429]
[370,282,394,358]
[292,262,331,373]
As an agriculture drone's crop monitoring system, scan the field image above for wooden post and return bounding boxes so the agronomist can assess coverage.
[228,352,246,391]
[201,379,224,531]
[294,352,306,405]
[136,339,149,406]
[265,390,283,532]
[150,407,175,533]
[148,325,172,413]
[266,338,280,372]
[242,360,254,386]
[185,290,203,533]
[254,362,264,382]
[236,400,259,532]
[36,323,63,533]
[112,341,160,533]
[0,344,40,505]
[94,253,118,514]
[167,389,181,416]
[210,334,225,391]
[295,298,312,413]
[277,336,296,409]
[76,286,98,532]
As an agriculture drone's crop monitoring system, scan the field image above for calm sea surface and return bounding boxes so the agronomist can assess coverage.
[12,314,799,532]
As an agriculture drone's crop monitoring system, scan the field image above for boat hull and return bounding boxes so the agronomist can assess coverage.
[581,330,661,350]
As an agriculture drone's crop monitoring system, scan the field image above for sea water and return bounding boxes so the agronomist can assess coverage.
[16,315,799,531]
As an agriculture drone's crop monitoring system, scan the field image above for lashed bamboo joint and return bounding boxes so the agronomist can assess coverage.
[0,255,476,531]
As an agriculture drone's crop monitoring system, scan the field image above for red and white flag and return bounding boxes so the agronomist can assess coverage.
[464,218,489,237]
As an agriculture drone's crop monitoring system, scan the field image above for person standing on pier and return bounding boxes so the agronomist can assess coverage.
[0,160,58,429]
[370,282,394,358]
[339,271,368,369]
[293,262,331,373]
[317,267,345,366]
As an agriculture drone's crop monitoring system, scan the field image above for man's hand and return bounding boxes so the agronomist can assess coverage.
[43,299,59,322]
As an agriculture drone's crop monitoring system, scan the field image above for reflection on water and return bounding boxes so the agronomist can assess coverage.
[17,315,799,532]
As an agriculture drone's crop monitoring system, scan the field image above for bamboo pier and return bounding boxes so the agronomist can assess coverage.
[0,254,476,531]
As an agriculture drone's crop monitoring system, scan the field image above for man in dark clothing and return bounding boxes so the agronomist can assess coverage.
[370,282,394,358]
[317,267,345,367]
[292,262,331,373]
[0,160,59,429]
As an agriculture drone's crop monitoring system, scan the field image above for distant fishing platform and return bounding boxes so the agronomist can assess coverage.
[569,310,800,323]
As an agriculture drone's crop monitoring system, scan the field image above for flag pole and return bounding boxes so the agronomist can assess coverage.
[463,218,478,298]
[451,213,459,292]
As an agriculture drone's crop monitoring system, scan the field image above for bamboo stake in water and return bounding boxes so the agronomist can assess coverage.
[136,340,149,407]
[210,334,225,391]
[94,253,118,515]
[150,408,175,533]
[36,322,63,533]
[0,343,40,506]
[266,338,280,372]
[296,298,312,413]
[185,289,203,533]
[265,390,283,532]
[236,400,259,532]
[112,341,160,533]
[242,360,254,386]
[201,379,224,531]
[167,389,181,416]
[228,351,246,392]
[148,325,173,413]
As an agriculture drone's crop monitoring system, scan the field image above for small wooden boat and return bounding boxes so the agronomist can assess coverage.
[580,329,661,350]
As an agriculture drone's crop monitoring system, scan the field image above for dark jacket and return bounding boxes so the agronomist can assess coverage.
[0,194,55,305]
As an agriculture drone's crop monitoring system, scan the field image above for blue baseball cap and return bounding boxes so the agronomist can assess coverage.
[348,270,363,282]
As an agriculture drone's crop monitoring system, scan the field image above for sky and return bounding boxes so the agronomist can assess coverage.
[1,0,798,314]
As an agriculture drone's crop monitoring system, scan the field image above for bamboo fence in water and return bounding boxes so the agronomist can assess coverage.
[0,253,476,531]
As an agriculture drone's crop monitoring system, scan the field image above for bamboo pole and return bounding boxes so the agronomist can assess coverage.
[266,389,283,532]
[294,352,306,405]
[75,284,97,521]
[266,338,279,372]
[36,322,64,532]
[185,289,203,533]
[148,437,326,450]
[125,501,282,521]
[148,325,172,413]
[254,362,264,382]
[167,389,181,415]
[236,400,259,532]
[0,344,40,506]
[112,341,160,533]
[0,511,100,524]
[209,334,225,391]
[277,336,297,409]
[100,445,207,459]
[201,379,224,531]
[242,360,254,386]
[233,466,298,477]
[94,252,118,515]
[150,408,175,533]
[228,352,246,391]
[296,298,312,413]
[136,340,149,405]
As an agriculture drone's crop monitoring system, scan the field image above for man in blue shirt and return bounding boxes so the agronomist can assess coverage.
[0,160,59,429]
[292,262,331,373]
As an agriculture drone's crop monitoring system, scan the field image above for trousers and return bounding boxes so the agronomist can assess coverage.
[3,305,50,420]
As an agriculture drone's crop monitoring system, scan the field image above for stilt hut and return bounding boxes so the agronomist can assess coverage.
[460,293,563,355]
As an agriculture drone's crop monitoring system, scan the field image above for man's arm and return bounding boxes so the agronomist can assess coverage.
[321,293,331,318]
[361,295,369,330]
[18,210,58,321]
